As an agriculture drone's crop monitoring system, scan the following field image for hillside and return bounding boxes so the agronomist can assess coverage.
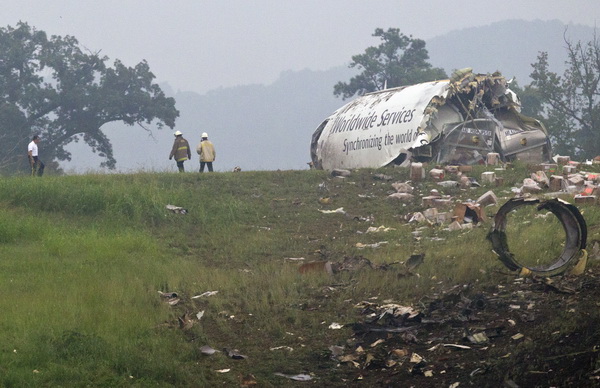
[1,161,600,386]
[427,19,595,84]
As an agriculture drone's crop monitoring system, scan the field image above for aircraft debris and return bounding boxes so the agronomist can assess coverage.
[318,207,346,214]
[355,241,388,249]
[224,348,247,359]
[318,196,332,204]
[392,181,414,193]
[165,204,188,214]
[487,197,587,276]
[331,169,351,177]
[270,346,294,352]
[365,225,395,233]
[178,313,194,330]
[311,69,551,170]
[191,291,219,299]
[476,190,498,207]
[200,345,220,355]
[274,373,313,381]
[387,192,414,202]
[298,260,333,275]
[453,202,486,224]
[240,374,257,387]
[158,291,180,305]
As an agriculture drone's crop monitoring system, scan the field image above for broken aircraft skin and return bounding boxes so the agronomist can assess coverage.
[310,68,552,170]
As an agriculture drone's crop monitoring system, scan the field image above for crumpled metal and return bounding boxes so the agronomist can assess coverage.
[487,197,586,276]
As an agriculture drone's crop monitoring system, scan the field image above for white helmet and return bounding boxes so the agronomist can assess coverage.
[202,132,208,138]
[174,130,182,136]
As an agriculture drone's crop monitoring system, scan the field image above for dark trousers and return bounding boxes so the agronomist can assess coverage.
[176,160,185,172]
[200,162,213,172]
[31,156,45,176]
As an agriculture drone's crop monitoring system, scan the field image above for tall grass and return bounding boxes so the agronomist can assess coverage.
[0,165,598,386]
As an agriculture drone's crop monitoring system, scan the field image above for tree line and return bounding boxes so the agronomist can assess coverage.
[0,22,178,174]
[0,23,598,174]
[335,28,600,161]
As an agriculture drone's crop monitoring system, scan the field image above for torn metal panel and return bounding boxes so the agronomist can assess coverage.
[310,68,552,170]
[487,198,587,276]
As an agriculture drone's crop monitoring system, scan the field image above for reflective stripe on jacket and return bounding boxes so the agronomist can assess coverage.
[170,137,191,162]
[196,140,215,162]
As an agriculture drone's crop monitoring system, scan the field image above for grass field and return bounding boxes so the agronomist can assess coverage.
[0,164,598,386]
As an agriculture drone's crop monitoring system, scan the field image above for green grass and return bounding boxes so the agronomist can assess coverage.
[0,164,598,386]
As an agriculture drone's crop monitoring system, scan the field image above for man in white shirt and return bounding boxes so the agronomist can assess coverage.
[27,135,45,176]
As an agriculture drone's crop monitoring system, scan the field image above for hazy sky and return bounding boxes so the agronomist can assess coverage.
[2,1,599,94]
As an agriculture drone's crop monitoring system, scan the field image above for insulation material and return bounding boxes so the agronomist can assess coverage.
[311,69,552,170]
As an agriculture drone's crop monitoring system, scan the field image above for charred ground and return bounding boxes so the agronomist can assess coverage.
[160,163,600,387]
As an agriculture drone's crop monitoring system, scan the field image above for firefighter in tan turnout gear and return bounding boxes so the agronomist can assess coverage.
[196,132,216,172]
[169,130,192,172]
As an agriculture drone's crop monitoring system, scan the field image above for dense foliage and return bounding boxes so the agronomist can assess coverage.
[529,33,600,159]
[333,28,447,100]
[0,22,179,173]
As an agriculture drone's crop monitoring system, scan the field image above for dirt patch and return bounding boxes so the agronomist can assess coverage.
[324,268,600,387]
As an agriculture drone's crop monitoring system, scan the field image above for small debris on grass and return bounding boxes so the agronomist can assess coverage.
[355,241,388,249]
[370,339,385,348]
[437,180,459,188]
[191,291,219,299]
[467,332,489,344]
[387,192,414,202]
[331,168,351,177]
[274,372,313,381]
[569,249,588,276]
[224,348,247,360]
[409,212,427,223]
[318,207,346,214]
[178,313,194,330]
[511,333,525,340]
[318,197,332,204]
[158,291,180,305]
[270,346,294,352]
[165,204,188,214]
[158,291,178,299]
[365,225,396,233]
[328,322,343,330]
[392,181,414,193]
[298,260,333,275]
[443,344,472,350]
[240,374,257,387]
[284,257,305,261]
[410,353,424,363]
[200,345,220,355]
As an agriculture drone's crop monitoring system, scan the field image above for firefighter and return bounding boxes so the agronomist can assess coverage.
[169,131,191,172]
[196,132,216,172]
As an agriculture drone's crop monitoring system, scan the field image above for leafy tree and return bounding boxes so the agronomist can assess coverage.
[0,22,179,173]
[333,28,447,100]
[529,33,600,159]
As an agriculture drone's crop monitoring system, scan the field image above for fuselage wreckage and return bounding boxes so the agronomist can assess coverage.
[310,69,551,170]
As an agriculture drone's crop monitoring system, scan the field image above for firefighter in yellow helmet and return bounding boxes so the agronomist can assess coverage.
[169,130,191,172]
